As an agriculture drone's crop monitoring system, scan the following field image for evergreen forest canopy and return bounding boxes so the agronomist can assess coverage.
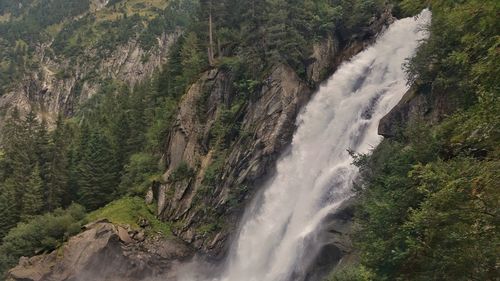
[0,0,498,280]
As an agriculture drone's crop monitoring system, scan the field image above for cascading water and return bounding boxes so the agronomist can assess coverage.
[180,9,431,281]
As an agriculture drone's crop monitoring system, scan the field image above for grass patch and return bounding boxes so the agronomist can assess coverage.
[87,196,171,237]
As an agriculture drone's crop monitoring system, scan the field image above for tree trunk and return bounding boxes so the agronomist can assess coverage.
[208,4,215,66]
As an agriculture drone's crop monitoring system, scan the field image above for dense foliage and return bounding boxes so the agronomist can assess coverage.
[190,0,387,79]
[337,0,500,280]
[0,204,86,275]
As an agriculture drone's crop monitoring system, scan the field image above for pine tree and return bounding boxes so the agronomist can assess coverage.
[21,165,44,221]
[45,115,69,210]
[2,109,33,212]
[0,179,19,238]
[181,32,204,83]
[35,119,50,168]
[77,130,118,210]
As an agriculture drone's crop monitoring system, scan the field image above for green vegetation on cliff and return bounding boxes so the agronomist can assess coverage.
[327,0,499,280]
[0,204,86,275]
[0,0,197,94]
[87,197,172,236]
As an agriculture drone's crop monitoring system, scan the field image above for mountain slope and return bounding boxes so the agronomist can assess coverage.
[0,0,193,124]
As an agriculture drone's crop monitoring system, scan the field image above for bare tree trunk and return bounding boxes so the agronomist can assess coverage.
[208,2,215,66]
[217,37,222,58]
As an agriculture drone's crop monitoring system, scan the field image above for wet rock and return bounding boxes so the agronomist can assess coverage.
[302,199,357,281]
[378,85,460,138]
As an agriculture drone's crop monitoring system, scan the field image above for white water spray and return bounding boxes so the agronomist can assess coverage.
[181,10,431,281]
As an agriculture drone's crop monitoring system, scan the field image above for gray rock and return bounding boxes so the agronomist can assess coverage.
[7,222,193,281]
[379,85,460,137]
[0,31,179,129]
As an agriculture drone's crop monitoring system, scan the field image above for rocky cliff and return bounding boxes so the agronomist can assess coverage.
[0,32,176,126]
[152,9,396,259]
[378,84,463,137]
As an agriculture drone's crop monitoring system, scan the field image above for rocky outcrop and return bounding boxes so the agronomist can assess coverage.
[157,63,311,257]
[0,31,178,127]
[152,10,396,259]
[7,221,193,281]
[303,199,358,281]
[378,84,461,137]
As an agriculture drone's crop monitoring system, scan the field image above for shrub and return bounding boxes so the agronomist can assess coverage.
[87,197,171,237]
[119,152,161,195]
[0,204,86,277]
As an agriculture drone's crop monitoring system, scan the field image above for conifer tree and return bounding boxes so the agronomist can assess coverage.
[0,179,19,238]
[21,165,44,221]
[45,115,69,210]
[77,130,118,210]
[2,109,33,211]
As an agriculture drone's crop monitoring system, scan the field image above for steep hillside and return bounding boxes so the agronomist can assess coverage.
[153,11,394,258]
[0,0,193,125]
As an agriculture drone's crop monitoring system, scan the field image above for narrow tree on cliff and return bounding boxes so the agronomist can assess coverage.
[181,32,204,83]
[200,0,215,65]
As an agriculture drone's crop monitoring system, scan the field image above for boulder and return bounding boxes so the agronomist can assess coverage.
[7,222,193,281]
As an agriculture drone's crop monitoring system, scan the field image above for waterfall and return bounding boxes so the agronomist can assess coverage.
[180,9,431,281]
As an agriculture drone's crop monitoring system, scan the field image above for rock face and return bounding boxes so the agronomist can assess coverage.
[303,199,358,281]
[152,10,396,259]
[7,221,193,281]
[378,84,462,137]
[0,31,178,127]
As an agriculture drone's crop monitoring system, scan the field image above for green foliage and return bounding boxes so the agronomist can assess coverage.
[77,130,119,210]
[0,110,74,237]
[352,2,500,280]
[119,153,161,196]
[196,222,221,236]
[404,0,499,106]
[170,162,195,182]
[87,197,171,236]
[325,265,374,281]
[203,151,227,186]
[193,0,386,80]
[356,117,499,280]
[0,204,86,277]
[181,32,206,83]
[20,165,44,221]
